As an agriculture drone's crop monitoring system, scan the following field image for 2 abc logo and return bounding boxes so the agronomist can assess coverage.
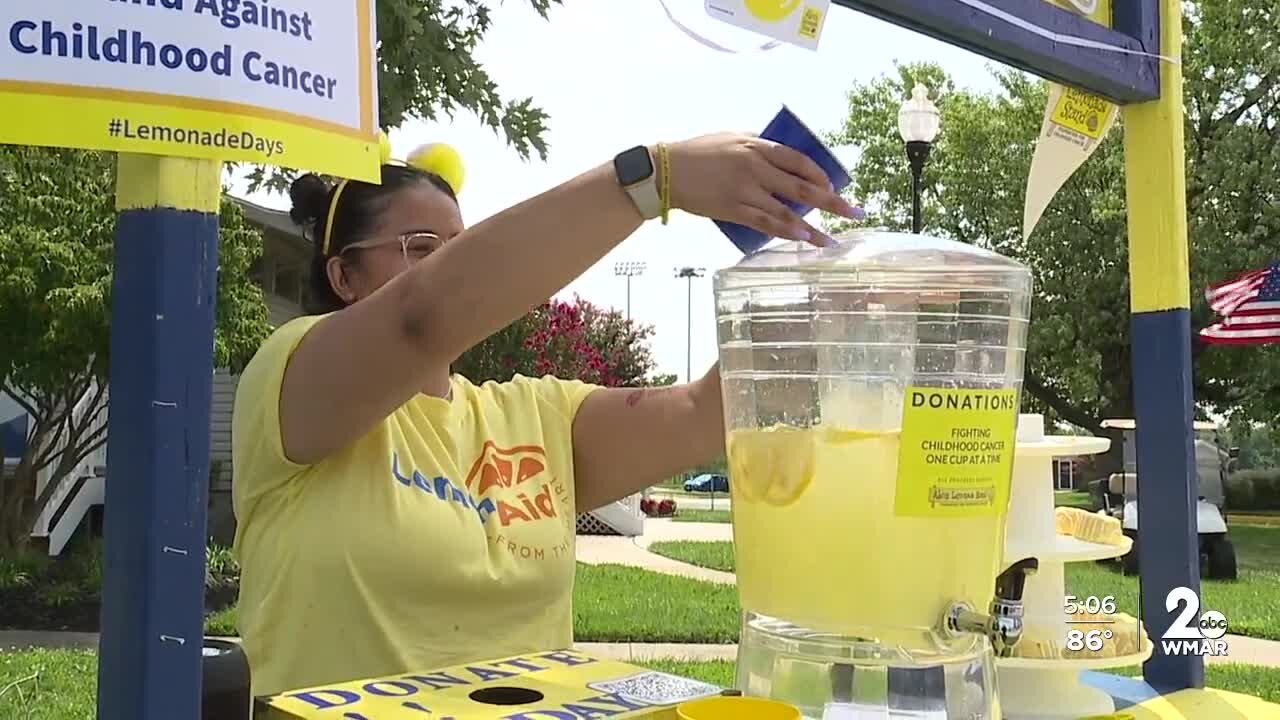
[1160,586,1229,657]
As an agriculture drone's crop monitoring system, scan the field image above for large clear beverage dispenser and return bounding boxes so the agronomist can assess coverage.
[715,231,1039,719]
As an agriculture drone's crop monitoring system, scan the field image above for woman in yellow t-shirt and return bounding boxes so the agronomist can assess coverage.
[230,133,860,699]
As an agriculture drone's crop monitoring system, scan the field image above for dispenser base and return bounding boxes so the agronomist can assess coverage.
[736,613,998,720]
[998,665,1115,719]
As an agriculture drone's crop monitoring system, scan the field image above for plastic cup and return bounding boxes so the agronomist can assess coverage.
[676,696,802,720]
[715,105,853,254]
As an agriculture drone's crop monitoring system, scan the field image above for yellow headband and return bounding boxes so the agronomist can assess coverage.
[321,132,467,255]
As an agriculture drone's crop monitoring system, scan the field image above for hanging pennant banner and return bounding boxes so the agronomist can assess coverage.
[657,0,782,52]
[1022,1,1119,240]
[1022,85,1118,239]
[704,0,830,50]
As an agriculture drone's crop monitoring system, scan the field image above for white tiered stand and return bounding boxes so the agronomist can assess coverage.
[997,414,1153,720]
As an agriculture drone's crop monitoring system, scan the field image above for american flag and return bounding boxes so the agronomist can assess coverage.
[1200,263,1280,345]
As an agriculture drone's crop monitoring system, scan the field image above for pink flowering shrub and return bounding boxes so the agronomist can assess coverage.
[454,295,674,388]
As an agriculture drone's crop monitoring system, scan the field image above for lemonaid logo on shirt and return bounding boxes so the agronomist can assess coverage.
[391,441,566,529]
[464,441,547,493]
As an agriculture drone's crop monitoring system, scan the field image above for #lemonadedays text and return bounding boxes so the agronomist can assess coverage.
[8,0,339,101]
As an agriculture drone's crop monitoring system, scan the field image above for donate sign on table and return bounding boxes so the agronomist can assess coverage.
[0,0,380,180]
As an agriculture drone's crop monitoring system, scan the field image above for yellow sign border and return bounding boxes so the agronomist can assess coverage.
[0,0,379,181]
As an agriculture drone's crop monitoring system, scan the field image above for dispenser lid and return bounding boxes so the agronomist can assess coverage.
[721,230,1029,275]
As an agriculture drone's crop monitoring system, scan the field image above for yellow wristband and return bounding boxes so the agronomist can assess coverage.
[657,143,672,225]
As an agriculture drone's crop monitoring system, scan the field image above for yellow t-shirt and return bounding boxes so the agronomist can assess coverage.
[230,315,600,698]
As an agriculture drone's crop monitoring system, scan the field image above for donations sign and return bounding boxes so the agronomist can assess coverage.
[0,0,381,181]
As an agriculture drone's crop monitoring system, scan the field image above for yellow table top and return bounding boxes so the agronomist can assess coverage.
[256,649,724,719]
[255,648,1280,720]
[1119,686,1280,719]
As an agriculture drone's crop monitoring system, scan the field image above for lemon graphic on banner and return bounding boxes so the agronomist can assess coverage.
[744,0,801,22]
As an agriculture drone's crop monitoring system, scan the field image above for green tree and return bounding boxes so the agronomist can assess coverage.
[824,0,1280,461]
[245,0,560,193]
[0,147,269,555]
[1221,419,1279,471]
[453,296,675,387]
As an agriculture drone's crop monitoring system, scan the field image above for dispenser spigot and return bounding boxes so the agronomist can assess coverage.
[942,557,1039,657]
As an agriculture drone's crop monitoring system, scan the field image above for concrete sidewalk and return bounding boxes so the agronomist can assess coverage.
[1,630,98,650]
[634,518,733,547]
[575,518,734,584]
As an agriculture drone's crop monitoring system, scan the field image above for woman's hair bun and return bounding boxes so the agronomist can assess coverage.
[288,173,332,228]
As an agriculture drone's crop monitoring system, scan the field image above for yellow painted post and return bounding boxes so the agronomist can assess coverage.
[97,154,225,718]
[1120,0,1204,692]
[1123,5,1190,316]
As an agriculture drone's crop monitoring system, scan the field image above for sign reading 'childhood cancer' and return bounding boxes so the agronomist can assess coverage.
[0,0,381,181]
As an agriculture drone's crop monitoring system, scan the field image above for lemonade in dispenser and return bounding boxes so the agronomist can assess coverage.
[716,231,1039,719]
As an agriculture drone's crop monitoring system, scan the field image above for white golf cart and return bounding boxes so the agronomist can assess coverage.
[1095,418,1238,580]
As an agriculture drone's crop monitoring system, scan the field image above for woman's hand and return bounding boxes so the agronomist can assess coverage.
[666,134,862,245]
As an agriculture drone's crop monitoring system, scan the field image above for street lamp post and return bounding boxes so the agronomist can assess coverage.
[897,84,941,234]
[614,261,647,320]
[674,267,706,384]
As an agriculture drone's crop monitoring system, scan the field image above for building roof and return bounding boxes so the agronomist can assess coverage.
[229,195,310,253]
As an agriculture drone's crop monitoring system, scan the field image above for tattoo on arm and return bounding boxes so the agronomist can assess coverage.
[625,387,673,407]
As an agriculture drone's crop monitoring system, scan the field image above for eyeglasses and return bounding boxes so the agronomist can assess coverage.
[340,232,443,268]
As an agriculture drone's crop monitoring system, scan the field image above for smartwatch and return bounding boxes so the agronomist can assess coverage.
[613,145,661,221]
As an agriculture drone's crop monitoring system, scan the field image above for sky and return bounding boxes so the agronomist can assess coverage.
[231,0,1007,382]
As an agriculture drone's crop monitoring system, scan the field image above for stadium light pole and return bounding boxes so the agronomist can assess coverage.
[614,261,647,320]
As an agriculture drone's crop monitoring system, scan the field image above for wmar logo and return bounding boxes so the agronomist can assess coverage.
[391,442,565,528]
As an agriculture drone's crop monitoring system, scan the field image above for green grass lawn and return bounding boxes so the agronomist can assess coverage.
[649,541,736,572]
[1055,490,1093,509]
[673,509,732,524]
[0,648,95,720]
[1067,522,1280,640]
[650,487,698,498]
[637,659,736,687]
[648,522,1280,641]
[573,564,739,643]
[1229,513,1280,527]
[204,563,742,643]
[5,650,1280,718]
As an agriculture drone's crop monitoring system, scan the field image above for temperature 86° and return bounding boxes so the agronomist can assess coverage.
[1066,628,1114,652]
[1064,595,1117,615]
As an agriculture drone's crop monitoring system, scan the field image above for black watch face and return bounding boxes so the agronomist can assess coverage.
[614,146,654,186]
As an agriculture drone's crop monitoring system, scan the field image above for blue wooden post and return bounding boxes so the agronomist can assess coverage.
[1129,316,1203,692]
[96,155,222,719]
[1115,0,1206,693]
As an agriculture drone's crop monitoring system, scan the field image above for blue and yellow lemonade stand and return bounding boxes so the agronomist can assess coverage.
[9,0,1269,714]
[254,0,1280,708]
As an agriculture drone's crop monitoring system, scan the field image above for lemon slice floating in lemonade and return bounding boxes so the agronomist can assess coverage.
[729,425,894,507]
[729,426,814,506]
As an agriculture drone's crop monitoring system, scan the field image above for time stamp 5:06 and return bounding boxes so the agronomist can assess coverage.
[1064,591,1230,658]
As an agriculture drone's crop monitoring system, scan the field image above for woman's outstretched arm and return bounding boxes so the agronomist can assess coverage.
[278,136,854,465]
[570,365,725,511]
